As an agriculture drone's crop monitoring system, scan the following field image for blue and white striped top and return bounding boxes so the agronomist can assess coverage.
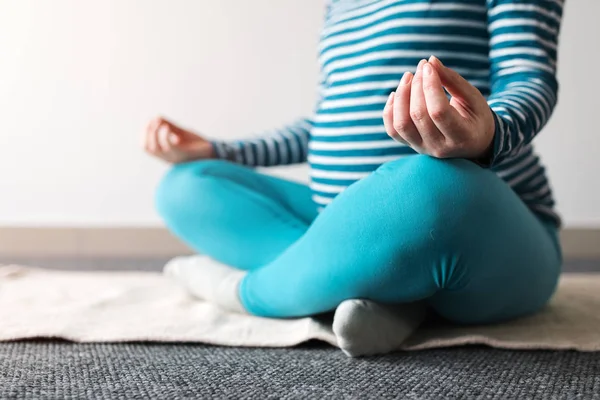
[213,0,563,223]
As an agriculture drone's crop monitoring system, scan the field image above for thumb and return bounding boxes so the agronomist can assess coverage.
[172,125,205,142]
[429,56,483,109]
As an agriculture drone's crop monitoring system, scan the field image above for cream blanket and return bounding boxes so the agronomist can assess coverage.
[1,265,599,352]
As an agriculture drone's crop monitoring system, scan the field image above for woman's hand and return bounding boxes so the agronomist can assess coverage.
[144,117,215,164]
[383,56,495,161]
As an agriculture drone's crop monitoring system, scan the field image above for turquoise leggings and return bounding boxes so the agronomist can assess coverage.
[156,156,562,323]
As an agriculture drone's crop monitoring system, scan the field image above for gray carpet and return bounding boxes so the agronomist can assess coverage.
[1,257,599,399]
[1,343,600,399]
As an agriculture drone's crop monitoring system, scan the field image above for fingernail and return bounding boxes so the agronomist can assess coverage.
[417,59,427,71]
[386,91,395,104]
[400,72,412,85]
[429,55,444,67]
[423,63,433,76]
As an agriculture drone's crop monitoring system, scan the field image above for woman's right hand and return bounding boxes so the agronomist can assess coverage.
[144,116,216,164]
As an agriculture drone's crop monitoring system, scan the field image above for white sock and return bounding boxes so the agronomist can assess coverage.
[164,255,426,355]
[164,255,247,314]
[333,299,427,357]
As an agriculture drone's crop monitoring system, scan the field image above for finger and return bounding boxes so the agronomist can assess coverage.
[428,56,483,111]
[410,65,445,148]
[144,120,154,151]
[157,122,172,151]
[146,117,162,153]
[383,92,408,145]
[422,62,466,139]
[164,119,194,143]
[392,72,419,146]
[416,58,427,74]
[383,92,396,135]
[169,121,187,137]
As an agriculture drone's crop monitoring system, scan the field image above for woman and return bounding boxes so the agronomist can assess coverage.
[144,0,563,347]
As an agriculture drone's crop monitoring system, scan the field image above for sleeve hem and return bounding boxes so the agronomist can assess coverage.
[210,141,237,162]
[488,109,508,167]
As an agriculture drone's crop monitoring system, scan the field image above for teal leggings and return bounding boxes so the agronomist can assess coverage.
[156,156,562,323]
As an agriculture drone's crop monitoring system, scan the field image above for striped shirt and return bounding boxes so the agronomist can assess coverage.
[213,0,563,223]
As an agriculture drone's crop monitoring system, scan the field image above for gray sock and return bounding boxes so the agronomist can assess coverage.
[164,255,247,314]
[333,299,427,357]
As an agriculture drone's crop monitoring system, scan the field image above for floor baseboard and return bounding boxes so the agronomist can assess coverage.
[0,227,598,259]
[0,228,193,258]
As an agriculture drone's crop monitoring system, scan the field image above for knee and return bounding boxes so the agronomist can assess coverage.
[383,155,500,209]
[376,155,486,212]
[377,155,482,185]
[155,159,231,220]
[367,155,504,250]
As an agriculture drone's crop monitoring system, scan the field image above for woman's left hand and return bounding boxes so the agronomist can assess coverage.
[383,56,495,161]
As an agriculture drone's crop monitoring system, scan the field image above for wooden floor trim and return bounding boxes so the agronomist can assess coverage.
[0,227,598,259]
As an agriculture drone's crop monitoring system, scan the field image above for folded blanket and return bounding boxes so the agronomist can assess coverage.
[1,264,599,356]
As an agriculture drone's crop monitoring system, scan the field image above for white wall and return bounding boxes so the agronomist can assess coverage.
[0,0,598,227]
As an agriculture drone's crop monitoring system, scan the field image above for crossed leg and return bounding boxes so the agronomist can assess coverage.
[157,156,561,354]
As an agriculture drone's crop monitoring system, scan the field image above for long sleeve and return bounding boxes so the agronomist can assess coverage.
[211,118,312,167]
[486,0,563,165]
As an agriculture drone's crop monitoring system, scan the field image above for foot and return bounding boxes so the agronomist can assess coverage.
[164,255,247,313]
[332,299,427,357]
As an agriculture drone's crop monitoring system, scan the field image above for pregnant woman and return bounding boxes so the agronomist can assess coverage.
[145,0,563,355]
